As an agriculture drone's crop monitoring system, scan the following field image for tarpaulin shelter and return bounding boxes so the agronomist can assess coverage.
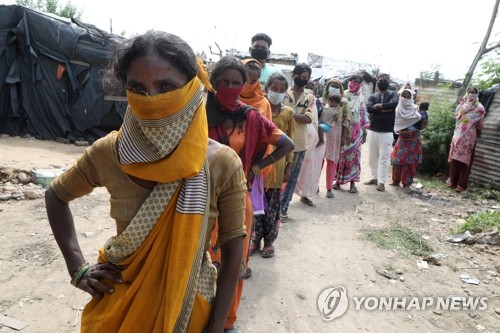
[0,5,127,142]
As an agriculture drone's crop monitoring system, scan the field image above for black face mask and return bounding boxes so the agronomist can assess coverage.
[294,77,309,87]
[250,48,268,60]
[377,81,389,91]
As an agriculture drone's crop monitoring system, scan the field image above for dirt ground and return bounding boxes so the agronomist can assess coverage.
[0,135,499,333]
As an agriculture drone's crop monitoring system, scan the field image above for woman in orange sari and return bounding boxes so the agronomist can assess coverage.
[240,58,273,217]
[206,56,294,332]
[45,31,246,333]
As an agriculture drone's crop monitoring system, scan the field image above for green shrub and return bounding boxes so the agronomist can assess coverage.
[453,210,500,234]
[420,94,456,175]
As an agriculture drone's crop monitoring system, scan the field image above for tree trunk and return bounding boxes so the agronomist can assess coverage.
[458,0,500,100]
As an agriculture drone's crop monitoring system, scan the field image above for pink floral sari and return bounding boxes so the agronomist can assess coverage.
[448,97,485,166]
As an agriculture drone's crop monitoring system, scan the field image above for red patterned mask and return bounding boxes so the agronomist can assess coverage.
[348,81,362,92]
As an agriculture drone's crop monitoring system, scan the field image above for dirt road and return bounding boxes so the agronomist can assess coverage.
[0,136,499,332]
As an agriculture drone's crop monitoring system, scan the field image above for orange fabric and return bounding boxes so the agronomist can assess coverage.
[225,279,244,329]
[209,192,253,328]
[240,59,274,184]
[82,185,209,332]
[227,127,245,157]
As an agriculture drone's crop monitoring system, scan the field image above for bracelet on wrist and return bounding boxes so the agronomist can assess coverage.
[70,262,90,287]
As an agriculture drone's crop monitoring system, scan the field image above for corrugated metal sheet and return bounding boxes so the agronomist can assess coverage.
[416,86,458,104]
[471,92,500,189]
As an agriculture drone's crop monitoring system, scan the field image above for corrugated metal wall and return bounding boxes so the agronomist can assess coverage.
[471,92,500,189]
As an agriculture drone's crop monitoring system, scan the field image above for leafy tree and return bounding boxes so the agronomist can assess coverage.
[420,64,444,81]
[16,0,82,19]
[472,47,500,90]
[459,0,500,98]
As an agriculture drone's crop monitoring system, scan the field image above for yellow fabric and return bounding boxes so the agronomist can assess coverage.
[187,293,212,332]
[82,185,209,332]
[120,78,208,183]
[196,57,213,93]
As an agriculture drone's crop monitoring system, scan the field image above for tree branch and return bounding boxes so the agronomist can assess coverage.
[483,42,500,54]
[459,0,500,99]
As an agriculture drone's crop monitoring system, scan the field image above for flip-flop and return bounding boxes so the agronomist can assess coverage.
[249,243,260,256]
[262,246,275,258]
[300,197,315,207]
[281,212,289,223]
[349,186,358,193]
[241,267,252,280]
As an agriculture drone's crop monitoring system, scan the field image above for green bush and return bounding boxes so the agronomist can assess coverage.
[452,210,500,234]
[419,94,456,175]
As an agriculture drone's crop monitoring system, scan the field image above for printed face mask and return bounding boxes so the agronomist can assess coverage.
[348,81,361,92]
[467,93,478,101]
[267,90,286,105]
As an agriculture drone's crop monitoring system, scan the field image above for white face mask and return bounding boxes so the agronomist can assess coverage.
[402,97,414,108]
[328,86,341,95]
[267,90,286,105]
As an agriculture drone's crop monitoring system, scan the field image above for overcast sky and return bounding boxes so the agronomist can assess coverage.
[4,0,500,81]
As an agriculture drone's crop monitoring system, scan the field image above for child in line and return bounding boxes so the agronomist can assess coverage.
[249,72,295,258]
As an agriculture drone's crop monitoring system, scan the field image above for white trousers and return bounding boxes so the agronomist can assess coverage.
[367,130,393,185]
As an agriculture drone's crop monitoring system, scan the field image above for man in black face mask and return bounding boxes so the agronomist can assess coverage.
[364,73,399,192]
[249,33,282,90]
[280,63,315,219]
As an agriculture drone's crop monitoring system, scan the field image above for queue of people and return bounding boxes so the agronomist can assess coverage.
[44,29,485,333]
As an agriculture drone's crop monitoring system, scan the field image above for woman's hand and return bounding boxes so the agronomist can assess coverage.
[77,263,123,298]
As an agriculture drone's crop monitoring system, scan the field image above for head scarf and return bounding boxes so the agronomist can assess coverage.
[452,91,485,142]
[394,89,421,133]
[117,58,212,183]
[322,78,345,101]
[207,63,275,176]
[240,58,272,121]
[240,58,274,183]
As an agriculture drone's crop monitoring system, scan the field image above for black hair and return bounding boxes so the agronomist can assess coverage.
[110,30,197,85]
[266,72,288,90]
[419,102,430,111]
[377,73,390,80]
[292,63,312,77]
[328,93,342,103]
[468,86,479,94]
[245,60,261,77]
[210,56,248,87]
[251,33,273,47]
[349,74,362,82]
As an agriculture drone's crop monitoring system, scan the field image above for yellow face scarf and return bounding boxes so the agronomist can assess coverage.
[118,77,208,183]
